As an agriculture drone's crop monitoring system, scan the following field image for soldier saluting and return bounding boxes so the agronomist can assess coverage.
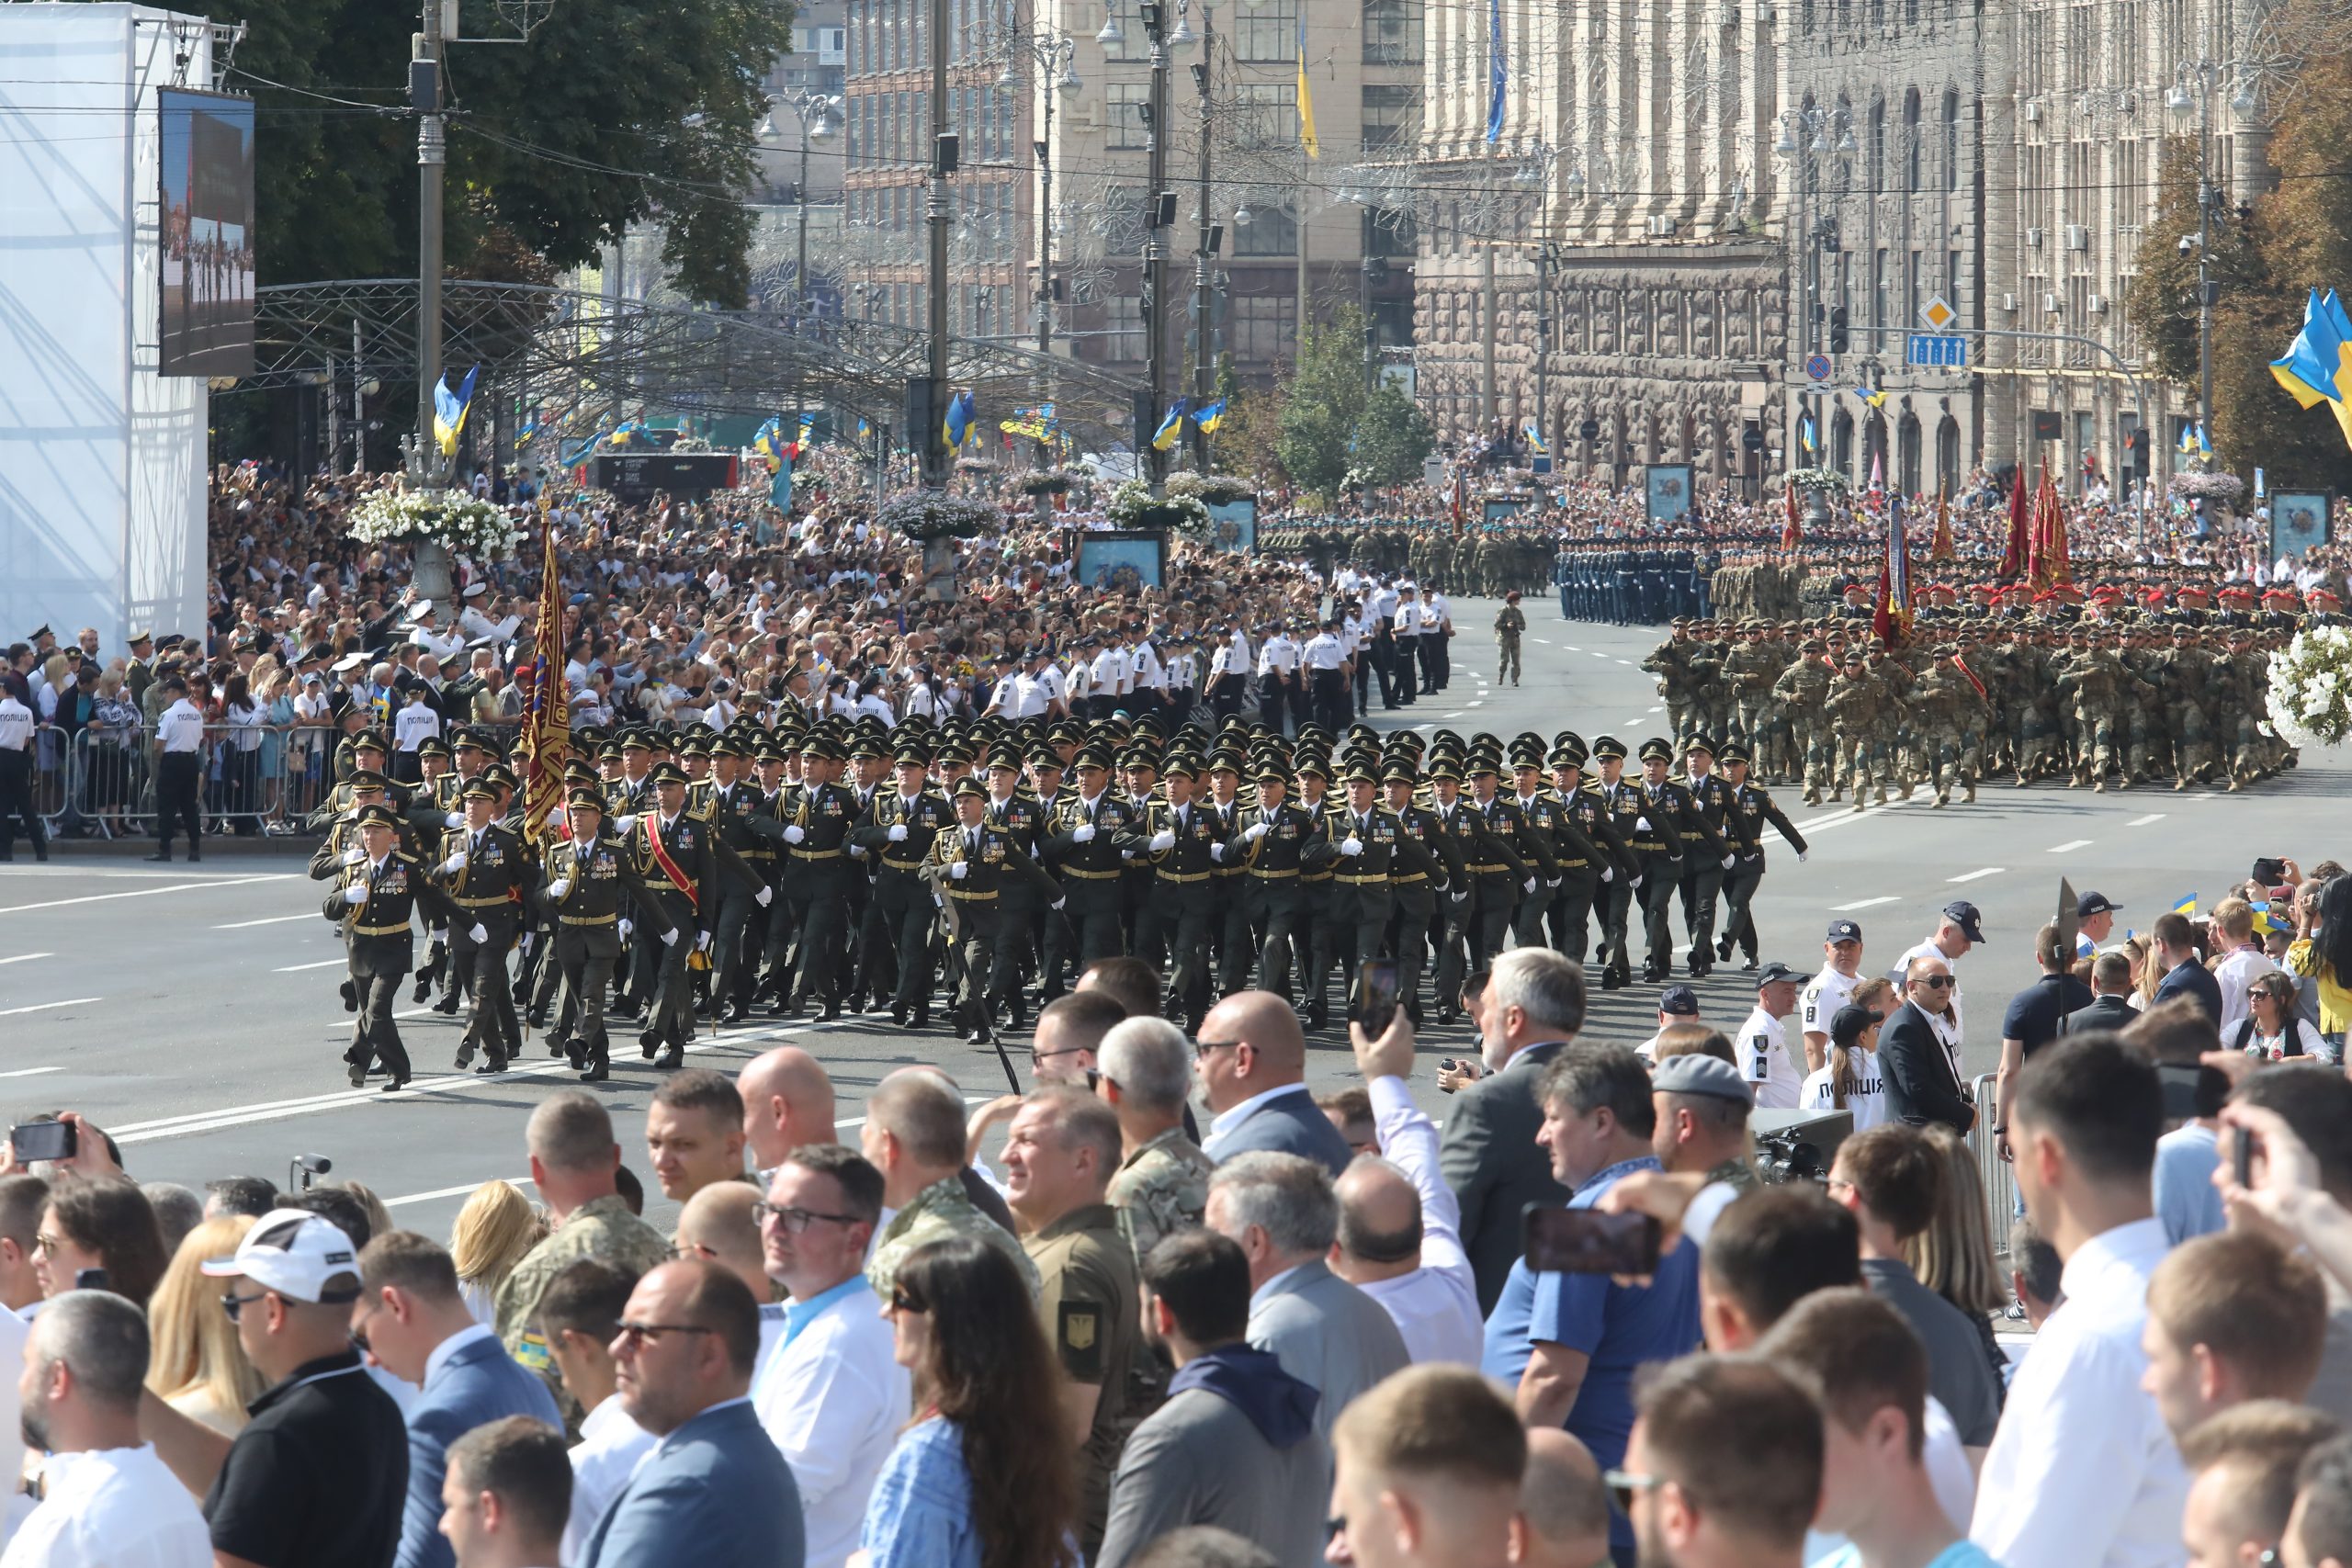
[322,802,474,1092]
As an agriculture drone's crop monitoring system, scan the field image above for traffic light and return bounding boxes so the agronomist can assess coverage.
[1827,306,1849,355]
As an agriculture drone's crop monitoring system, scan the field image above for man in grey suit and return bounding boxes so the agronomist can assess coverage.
[1205,1151,1409,1449]
[1096,1231,1328,1568]
[1438,948,1587,1312]
[1197,990,1354,1177]
[580,1260,804,1568]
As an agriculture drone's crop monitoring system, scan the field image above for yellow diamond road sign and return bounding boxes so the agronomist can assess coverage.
[1919,296,1957,332]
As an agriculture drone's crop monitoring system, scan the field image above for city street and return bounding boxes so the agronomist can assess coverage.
[1,599,2337,1235]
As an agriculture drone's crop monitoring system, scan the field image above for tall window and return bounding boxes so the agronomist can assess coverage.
[1942,89,1961,190]
[1872,246,1888,327]
[1230,295,1298,360]
[1107,84,1148,149]
[1106,295,1146,360]
[1234,197,1298,255]
[1361,84,1417,151]
[1233,0,1298,62]
[1868,96,1885,193]
[1904,88,1921,190]
[1233,83,1299,150]
[1363,0,1422,62]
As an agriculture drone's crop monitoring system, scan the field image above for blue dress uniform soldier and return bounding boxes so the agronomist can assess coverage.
[773,733,859,1020]
[1673,737,1741,978]
[625,762,766,1067]
[1624,737,1721,983]
[1233,760,1318,1006]
[851,743,961,1029]
[1713,741,1808,971]
[322,802,474,1091]
[926,775,1065,1044]
[539,790,673,1081]
[1302,759,1441,1029]
[1133,754,1234,1029]
[1541,739,1635,967]
[1042,746,1149,968]
[432,778,529,1073]
[1383,758,1465,1027]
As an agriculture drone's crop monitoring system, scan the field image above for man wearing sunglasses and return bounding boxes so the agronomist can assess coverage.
[137,1209,409,1568]
[1881,956,1978,1136]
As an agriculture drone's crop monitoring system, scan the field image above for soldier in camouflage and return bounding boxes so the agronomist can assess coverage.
[860,1069,1041,1298]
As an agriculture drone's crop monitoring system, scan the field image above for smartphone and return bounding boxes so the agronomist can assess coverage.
[1358,960,1401,1038]
[2236,1127,2258,1191]
[1522,1204,1663,1275]
[9,1122,74,1165]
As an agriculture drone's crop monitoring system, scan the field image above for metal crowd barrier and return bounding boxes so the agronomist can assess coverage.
[1967,1072,2018,1256]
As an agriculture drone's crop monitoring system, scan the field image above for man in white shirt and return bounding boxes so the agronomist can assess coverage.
[1300,620,1349,735]
[2209,897,2282,1039]
[1333,1017,1481,1365]
[3,1290,209,1568]
[1391,588,1425,706]
[1715,964,1790,1117]
[1256,626,1301,737]
[532,1260,655,1564]
[1972,1034,2185,1568]
[1888,901,1982,1040]
[754,1147,907,1568]
[1801,920,1868,1074]
[1090,638,1131,721]
[150,676,207,863]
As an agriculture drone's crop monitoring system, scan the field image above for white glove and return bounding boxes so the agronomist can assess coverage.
[1340,835,1364,857]
[888,822,910,842]
[1798,850,1810,863]
[1052,897,1067,910]
[1546,877,1562,889]
[342,846,363,864]
[442,851,469,874]
[696,931,712,953]
[1522,876,1537,895]
[1635,815,1652,832]
[1210,842,1225,863]
[1244,822,1270,842]
[343,884,368,906]
[548,877,571,899]
[621,917,639,940]
[1149,829,1176,852]
[1600,866,1613,884]
[755,886,774,907]
[950,860,968,880]
[847,844,865,859]
[783,824,806,844]
[518,933,534,956]
[614,814,637,836]
[468,922,489,943]
[661,928,678,947]
[1721,854,1736,870]
[1632,874,1644,891]
[446,811,464,828]
[1073,821,1096,843]
[1452,889,1471,903]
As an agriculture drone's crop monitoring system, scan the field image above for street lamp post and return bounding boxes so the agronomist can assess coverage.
[997,25,1077,470]
[1190,0,1216,472]
[922,0,954,491]
[760,90,843,435]
[1140,0,1175,494]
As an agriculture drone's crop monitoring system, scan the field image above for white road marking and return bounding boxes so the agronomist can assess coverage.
[0,1067,62,1080]
[1948,867,2005,883]
[0,953,53,966]
[2126,813,2165,827]
[1440,712,1464,720]
[274,959,347,973]
[0,998,99,1019]
[385,1179,529,1207]
[2049,839,2094,853]
[0,875,285,916]
[1614,659,1634,665]
[1532,637,1552,645]
[1590,651,1611,660]
[217,913,318,930]
[1647,706,1663,714]
[1832,896,1900,911]
[1564,645,1581,651]
[2194,791,2218,802]
[1467,700,1484,707]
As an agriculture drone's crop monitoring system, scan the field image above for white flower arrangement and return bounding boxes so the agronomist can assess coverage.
[2266,624,2352,748]
[1106,479,1212,535]
[346,488,526,558]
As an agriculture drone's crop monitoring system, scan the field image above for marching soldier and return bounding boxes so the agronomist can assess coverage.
[1383,758,1465,1027]
[322,803,473,1091]
[625,762,765,1067]
[926,775,1064,1045]
[1461,757,1550,976]
[1624,737,1722,984]
[775,734,860,1019]
[1674,737,1739,978]
[1133,757,1232,1029]
[1493,592,1527,686]
[1302,761,1440,1028]
[1544,740,1635,968]
[431,778,528,1073]
[852,744,961,1029]
[540,791,673,1081]
[1233,761,1318,1007]
[1715,741,1808,972]
[704,736,779,1023]
[1042,747,1149,968]
[1422,758,1521,1022]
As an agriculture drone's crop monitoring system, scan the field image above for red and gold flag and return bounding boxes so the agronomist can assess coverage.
[518,502,571,847]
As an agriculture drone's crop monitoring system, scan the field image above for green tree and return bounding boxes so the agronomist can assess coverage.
[164,0,790,305]
[1355,379,1435,486]
[1275,306,1373,499]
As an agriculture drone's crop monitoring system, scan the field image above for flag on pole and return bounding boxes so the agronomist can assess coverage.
[2032,461,2072,588]
[1295,16,1320,157]
[2271,288,2352,453]
[1781,478,1803,549]
[1930,482,1954,561]
[1855,384,1888,411]
[514,409,540,452]
[1521,422,1546,455]
[942,389,976,450]
[1998,466,2029,579]
[1799,413,1817,454]
[432,366,481,457]
[1872,491,1914,646]
[752,416,786,472]
[518,513,571,849]
[1152,398,1190,452]
[1485,0,1507,144]
[1194,399,1227,435]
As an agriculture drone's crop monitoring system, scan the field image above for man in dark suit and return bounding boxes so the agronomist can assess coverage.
[2150,908,2224,1024]
[1437,948,1586,1313]
[1879,954,1977,1134]
[2064,951,2142,1035]
[580,1260,802,1568]
[1197,990,1353,1177]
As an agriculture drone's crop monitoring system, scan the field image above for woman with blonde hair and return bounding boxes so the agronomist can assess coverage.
[147,1213,267,1434]
[448,1179,545,1324]
[1905,1122,2013,1401]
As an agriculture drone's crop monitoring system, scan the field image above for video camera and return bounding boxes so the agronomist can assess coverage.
[1749,1108,1853,1186]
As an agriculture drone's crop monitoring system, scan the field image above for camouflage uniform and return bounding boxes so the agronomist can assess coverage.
[1770,644,1835,805]
[493,1193,674,1422]
[1642,634,1697,740]
[1493,602,1527,685]
[1721,629,1781,751]
[1825,663,1886,809]
[865,1172,1041,1298]
[1107,1125,1216,1266]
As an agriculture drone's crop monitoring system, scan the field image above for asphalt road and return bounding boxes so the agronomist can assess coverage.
[2,598,2339,1239]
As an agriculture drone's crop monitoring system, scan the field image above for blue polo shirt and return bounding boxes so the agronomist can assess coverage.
[1479,1156,1702,1554]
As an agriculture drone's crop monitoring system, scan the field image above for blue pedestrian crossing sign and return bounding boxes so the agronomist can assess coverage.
[1906,333,1968,367]
[1804,354,1832,381]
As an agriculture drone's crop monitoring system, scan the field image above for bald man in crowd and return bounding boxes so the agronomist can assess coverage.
[1519,1428,1611,1568]
[1196,991,1352,1176]
[736,1047,837,1179]
[674,1182,783,1361]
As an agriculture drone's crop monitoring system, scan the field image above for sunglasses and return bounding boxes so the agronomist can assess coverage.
[888,1289,929,1314]
[751,1201,861,1235]
[1193,1037,1244,1058]
[614,1321,718,1346]
[220,1290,270,1324]
[1604,1468,1664,1516]
[1913,975,1955,989]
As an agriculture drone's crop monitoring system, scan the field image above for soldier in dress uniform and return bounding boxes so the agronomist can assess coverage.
[625,761,763,1067]
[1714,740,1809,972]
[1304,759,1440,1029]
[322,802,473,1091]
[1623,738,1716,983]
[541,791,673,1081]
[1383,757,1464,1027]
[1420,756,1515,1023]
[852,743,961,1029]
[1673,736,1739,979]
[1043,746,1148,971]
[1133,755,1232,1030]
[775,734,859,1019]
[926,775,1065,1045]
[1233,758,1317,1008]
[980,746,1054,1033]
[431,778,528,1072]
[1543,739,1635,968]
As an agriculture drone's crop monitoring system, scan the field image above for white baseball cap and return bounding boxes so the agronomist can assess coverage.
[199,1209,362,1303]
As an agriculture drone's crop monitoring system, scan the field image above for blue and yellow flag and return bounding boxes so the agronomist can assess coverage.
[2271,288,2352,453]
[1153,398,1189,452]
[1485,0,1507,144]
[1521,422,1546,455]
[1855,385,1888,411]
[1799,414,1818,453]
[609,418,647,447]
[432,366,480,457]
[1194,399,1227,436]
[752,416,786,471]
[2177,422,2211,456]
[942,389,976,450]
[514,408,540,451]
[1295,17,1319,158]
[2171,893,2198,916]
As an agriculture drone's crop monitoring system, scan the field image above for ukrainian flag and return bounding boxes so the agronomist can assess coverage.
[1295,17,1319,158]
[752,416,786,470]
[1153,398,1189,452]
[514,409,540,451]
[1194,399,1227,436]
[1522,422,1546,455]
[1800,414,1817,453]
[2177,423,2210,456]
[609,418,647,447]
[432,366,481,457]
[2172,893,2198,916]
[2272,288,2352,453]
[942,389,976,450]
[1855,385,1887,411]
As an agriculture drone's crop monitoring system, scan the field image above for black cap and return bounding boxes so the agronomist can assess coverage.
[1939,900,1985,943]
